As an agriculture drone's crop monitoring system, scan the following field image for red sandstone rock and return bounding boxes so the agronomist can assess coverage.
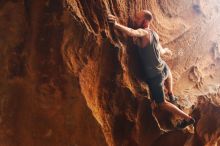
[0,0,220,146]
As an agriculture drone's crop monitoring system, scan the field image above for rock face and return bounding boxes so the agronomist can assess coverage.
[0,0,220,146]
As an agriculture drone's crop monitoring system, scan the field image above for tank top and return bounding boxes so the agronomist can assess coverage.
[137,30,165,79]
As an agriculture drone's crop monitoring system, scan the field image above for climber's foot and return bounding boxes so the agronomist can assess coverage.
[168,94,181,108]
[176,118,195,129]
[168,94,178,103]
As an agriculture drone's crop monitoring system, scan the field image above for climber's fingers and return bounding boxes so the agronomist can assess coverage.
[107,16,116,21]
[108,14,117,19]
[164,48,173,56]
[107,14,117,24]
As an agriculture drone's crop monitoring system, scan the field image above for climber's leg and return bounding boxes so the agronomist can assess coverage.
[147,78,194,127]
[164,65,178,103]
[159,101,195,128]
[164,69,173,96]
[145,66,194,128]
[159,101,191,120]
[146,72,188,119]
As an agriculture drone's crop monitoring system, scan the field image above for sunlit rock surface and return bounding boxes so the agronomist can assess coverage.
[0,0,220,146]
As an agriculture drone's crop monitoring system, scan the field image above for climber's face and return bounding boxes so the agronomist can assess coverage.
[134,11,149,28]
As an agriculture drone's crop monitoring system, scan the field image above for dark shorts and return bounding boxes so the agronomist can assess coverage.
[144,64,170,104]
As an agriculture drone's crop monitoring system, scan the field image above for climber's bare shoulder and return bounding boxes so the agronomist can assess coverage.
[133,28,151,47]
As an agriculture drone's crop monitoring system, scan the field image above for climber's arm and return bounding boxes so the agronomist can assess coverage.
[158,43,166,54]
[154,32,172,56]
[107,14,149,37]
[114,22,148,37]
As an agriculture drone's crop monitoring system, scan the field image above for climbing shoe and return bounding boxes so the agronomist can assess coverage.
[176,118,195,129]
[168,94,182,108]
[168,94,178,104]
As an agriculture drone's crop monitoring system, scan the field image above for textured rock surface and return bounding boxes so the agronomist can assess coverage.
[0,1,106,146]
[0,0,220,146]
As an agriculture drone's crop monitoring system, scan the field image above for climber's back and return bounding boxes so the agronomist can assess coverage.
[135,30,165,79]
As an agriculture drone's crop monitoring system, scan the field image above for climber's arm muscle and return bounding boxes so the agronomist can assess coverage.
[114,22,149,37]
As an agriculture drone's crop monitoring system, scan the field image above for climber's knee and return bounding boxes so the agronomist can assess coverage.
[151,100,166,110]
[157,100,169,110]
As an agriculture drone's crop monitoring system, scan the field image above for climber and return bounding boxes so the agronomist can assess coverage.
[107,10,195,129]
